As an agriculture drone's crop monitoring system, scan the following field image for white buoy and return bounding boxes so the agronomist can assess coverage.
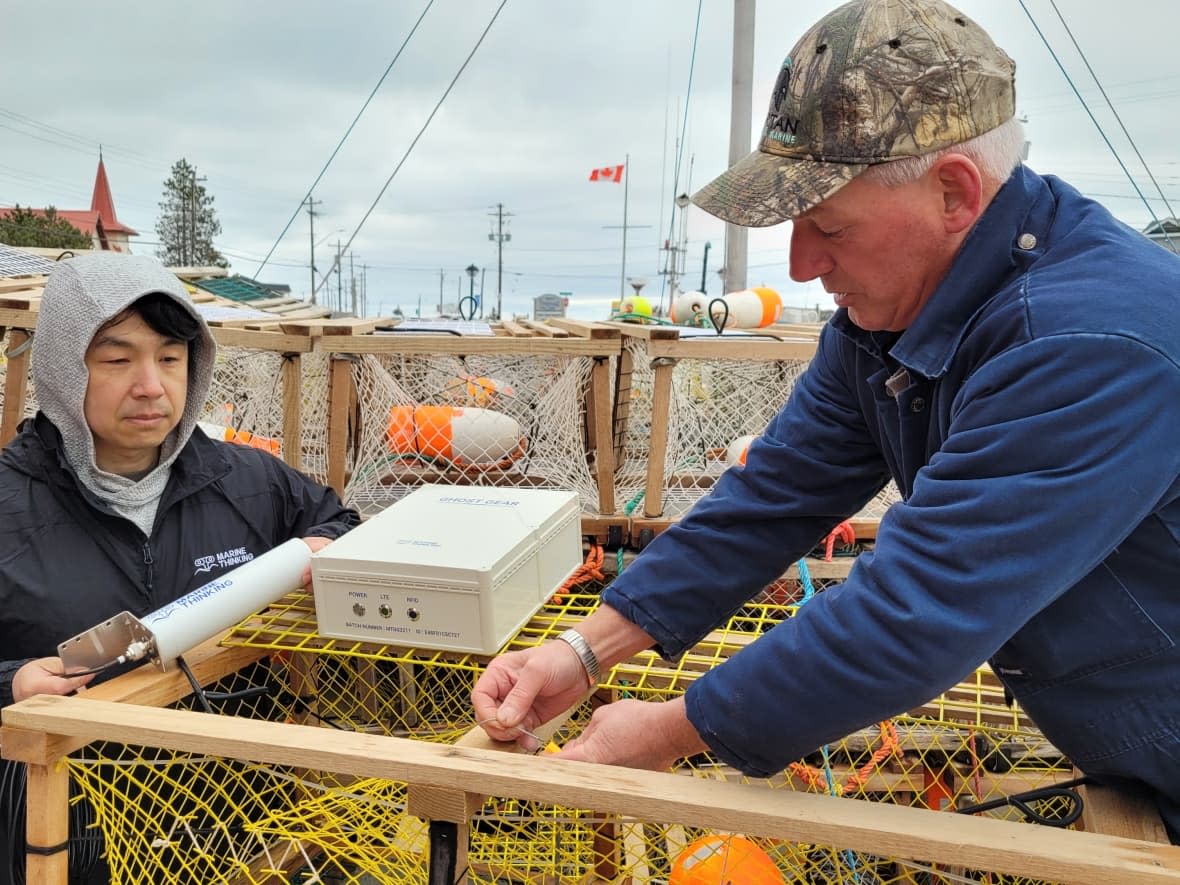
[197,420,281,456]
[387,404,525,466]
[709,287,783,330]
[725,434,757,468]
[670,291,708,325]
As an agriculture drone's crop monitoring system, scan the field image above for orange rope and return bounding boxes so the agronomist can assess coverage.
[789,719,900,796]
[823,520,856,561]
[552,543,606,598]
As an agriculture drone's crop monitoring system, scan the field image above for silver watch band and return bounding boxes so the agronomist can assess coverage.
[556,628,601,687]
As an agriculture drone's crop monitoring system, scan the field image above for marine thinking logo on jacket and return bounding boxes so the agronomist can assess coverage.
[194,546,255,574]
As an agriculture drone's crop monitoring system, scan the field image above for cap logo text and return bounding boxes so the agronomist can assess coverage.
[764,56,800,144]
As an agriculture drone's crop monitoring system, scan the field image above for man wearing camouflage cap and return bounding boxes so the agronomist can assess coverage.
[476,0,1180,841]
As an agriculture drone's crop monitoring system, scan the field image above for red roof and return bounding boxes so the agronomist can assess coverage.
[88,158,136,235]
[0,158,138,243]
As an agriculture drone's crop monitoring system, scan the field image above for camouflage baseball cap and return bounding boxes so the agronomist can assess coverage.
[692,0,1016,227]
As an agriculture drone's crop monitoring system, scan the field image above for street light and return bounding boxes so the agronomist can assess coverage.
[464,263,479,320]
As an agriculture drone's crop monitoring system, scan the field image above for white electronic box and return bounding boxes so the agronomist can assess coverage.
[311,485,582,654]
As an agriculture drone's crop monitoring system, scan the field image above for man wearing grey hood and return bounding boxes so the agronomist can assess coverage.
[0,253,359,883]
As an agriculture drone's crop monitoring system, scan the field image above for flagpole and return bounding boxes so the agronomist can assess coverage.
[620,152,629,299]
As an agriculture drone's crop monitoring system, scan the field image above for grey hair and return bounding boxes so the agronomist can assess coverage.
[860,118,1027,188]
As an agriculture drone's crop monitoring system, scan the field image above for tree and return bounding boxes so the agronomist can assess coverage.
[155,158,227,267]
[0,205,91,250]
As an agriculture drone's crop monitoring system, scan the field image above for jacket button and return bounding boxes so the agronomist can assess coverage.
[1017,232,1037,250]
[910,397,926,413]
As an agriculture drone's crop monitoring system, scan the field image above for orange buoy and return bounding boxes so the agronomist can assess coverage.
[197,421,281,456]
[709,287,783,330]
[442,374,515,408]
[386,404,524,467]
[670,834,783,885]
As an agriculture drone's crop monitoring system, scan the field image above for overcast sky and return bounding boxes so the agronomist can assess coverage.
[2,1,1178,321]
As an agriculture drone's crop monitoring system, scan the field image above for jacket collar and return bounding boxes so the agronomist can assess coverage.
[5,413,233,514]
[830,164,1058,378]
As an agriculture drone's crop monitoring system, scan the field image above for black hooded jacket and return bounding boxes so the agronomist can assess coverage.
[0,414,359,707]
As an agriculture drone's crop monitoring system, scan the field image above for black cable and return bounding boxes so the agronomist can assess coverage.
[955,776,1091,827]
[50,659,123,679]
[706,297,729,334]
[176,654,276,713]
[176,654,214,714]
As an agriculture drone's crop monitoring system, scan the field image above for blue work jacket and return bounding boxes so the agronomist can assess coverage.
[602,166,1180,826]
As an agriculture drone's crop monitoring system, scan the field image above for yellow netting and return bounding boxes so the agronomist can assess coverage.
[47,565,1076,885]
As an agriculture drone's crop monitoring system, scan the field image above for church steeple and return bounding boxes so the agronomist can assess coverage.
[89,151,121,228]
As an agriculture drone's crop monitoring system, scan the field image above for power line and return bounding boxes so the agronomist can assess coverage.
[1044,0,1177,223]
[314,0,509,301]
[253,0,436,279]
[1017,0,1173,246]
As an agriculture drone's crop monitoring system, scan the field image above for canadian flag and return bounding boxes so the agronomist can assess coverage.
[589,164,625,183]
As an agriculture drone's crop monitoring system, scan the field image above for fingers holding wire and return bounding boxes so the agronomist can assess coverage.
[12,657,99,703]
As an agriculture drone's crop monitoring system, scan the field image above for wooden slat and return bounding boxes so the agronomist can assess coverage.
[326,356,353,498]
[317,334,620,357]
[0,277,46,293]
[590,356,616,515]
[0,291,41,309]
[647,337,819,361]
[643,359,675,518]
[611,323,682,341]
[547,318,622,340]
[279,316,392,336]
[1080,772,1171,843]
[6,696,1180,885]
[1,329,31,446]
[280,354,303,471]
[517,319,569,337]
[498,318,536,337]
[25,761,70,885]
[209,327,315,353]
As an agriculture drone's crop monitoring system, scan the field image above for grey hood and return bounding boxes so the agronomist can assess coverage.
[31,253,216,524]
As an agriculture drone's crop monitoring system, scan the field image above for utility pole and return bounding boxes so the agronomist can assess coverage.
[724,0,755,293]
[187,169,206,267]
[306,195,321,303]
[438,268,445,315]
[335,240,344,313]
[361,263,368,317]
[349,252,357,316]
[488,203,512,319]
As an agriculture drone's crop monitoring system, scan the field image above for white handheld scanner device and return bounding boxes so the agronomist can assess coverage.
[58,538,312,672]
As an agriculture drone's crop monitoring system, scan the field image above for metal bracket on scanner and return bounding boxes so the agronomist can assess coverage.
[57,611,155,672]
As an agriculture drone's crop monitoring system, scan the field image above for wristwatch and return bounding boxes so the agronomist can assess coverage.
[556,628,601,687]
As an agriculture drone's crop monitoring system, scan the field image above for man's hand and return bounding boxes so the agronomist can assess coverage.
[553,696,708,771]
[300,536,333,588]
[12,657,96,703]
[472,640,593,751]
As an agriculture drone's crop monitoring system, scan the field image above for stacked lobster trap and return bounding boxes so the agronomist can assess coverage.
[607,322,901,527]
[2,268,1175,883]
[202,317,626,520]
[5,564,1144,885]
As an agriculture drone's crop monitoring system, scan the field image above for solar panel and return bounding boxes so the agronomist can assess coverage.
[0,244,58,277]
